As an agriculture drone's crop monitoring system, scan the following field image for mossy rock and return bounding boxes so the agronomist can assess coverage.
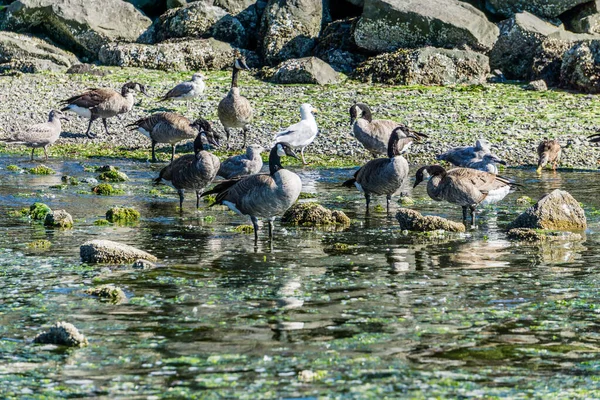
[6,164,21,172]
[399,196,415,206]
[29,202,52,220]
[233,224,254,234]
[94,219,111,226]
[396,208,466,233]
[281,202,351,226]
[106,207,140,224]
[61,175,80,185]
[84,284,127,304]
[507,228,583,242]
[92,183,123,196]
[44,210,74,229]
[28,165,54,175]
[96,165,120,173]
[324,242,356,254]
[516,196,533,205]
[98,170,128,182]
[33,321,88,347]
[298,192,318,199]
[27,239,51,249]
[7,207,29,217]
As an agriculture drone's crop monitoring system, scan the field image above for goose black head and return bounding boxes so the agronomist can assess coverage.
[349,102,372,125]
[234,57,250,71]
[269,143,298,175]
[414,165,446,188]
[49,109,70,122]
[122,82,149,97]
[192,118,220,148]
[388,126,418,158]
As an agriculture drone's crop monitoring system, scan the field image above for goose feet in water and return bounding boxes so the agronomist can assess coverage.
[461,205,477,228]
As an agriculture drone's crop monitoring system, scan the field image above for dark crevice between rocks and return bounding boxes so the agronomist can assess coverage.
[328,0,362,21]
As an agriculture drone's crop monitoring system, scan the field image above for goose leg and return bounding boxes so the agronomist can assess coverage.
[365,192,371,215]
[386,194,392,215]
[196,190,201,209]
[225,128,231,150]
[242,126,248,149]
[30,148,35,161]
[268,218,275,241]
[151,140,158,163]
[462,206,468,224]
[102,118,110,135]
[251,216,259,243]
[85,117,97,139]
[177,189,185,211]
[470,205,477,228]
[171,144,176,163]
[43,146,48,160]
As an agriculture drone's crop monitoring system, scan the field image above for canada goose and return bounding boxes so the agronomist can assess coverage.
[218,56,253,149]
[61,82,148,138]
[414,165,515,227]
[160,72,205,103]
[342,127,416,214]
[1,110,69,160]
[217,144,264,179]
[202,143,301,242]
[536,138,562,173]
[153,122,221,210]
[128,112,212,163]
[273,103,318,165]
[465,153,507,174]
[436,139,492,167]
[349,102,428,157]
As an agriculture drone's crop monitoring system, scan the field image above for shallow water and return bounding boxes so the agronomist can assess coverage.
[0,156,599,399]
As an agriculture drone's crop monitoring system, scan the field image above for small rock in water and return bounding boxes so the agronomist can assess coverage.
[29,202,52,220]
[84,284,127,303]
[132,259,156,269]
[80,240,157,264]
[33,321,88,347]
[396,208,465,232]
[281,202,350,226]
[106,207,140,224]
[81,177,99,185]
[44,209,74,228]
[508,189,586,230]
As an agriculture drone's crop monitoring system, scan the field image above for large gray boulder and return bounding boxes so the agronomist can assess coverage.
[314,18,365,73]
[80,239,157,264]
[0,31,77,73]
[485,0,590,19]
[99,38,258,71]
[269,57,339,85]
[1,0,151,59]
[508,189,586,230]
[259,0,324,66]
[563,1,600,34]
[561,40,600,93]
[531,37,576,85]
[354,0,499,53]
[354,47,490,85]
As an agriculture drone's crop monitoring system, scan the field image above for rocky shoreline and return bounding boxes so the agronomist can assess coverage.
[0,68,599,169]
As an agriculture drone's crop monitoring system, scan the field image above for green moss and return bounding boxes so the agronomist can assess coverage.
[106,207,140,224]
[6,164,21,172]
[202,215,215,223]
[373,204,386,213]
[29,202,52,220]
[92,183,123,196]
[7,207,29,217]
[298,192,318,199]
[399,196,415,206]
[233,224,254,234]
[98,170,128,182]
[84,285,127,304]
[28,165,55,175]
[94,219,111,226]
[203,194,217,205]
[61,175,80,185]
[49,184,68,190]
[27,239,51,249]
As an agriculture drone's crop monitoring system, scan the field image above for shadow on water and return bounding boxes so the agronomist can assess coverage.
[0,155,600,397]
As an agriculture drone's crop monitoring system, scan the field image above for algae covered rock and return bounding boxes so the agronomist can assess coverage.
[92,183,123,196]
[29,202,52,220]
[508,189,586,230]
[28,164,54,175]
[106,207,140,224]
[269,57,339,85]
[281,202,350,226]
[44,209,74,228]
[84,284,127,303]
[98,168,128,182]
[80,239,157,264]
[33,321,88,347]
[396,208,466,232]
[507,228,583,242]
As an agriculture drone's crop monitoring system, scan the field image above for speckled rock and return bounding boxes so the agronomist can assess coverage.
[33,321,88,347]
[507,227,583,241]
[396,208,466,232]
[84,284,127,303]
[80,239,157,264]
[269,57,339,85]
[281,202,350,226]
[98,38,259,71]
[0,32,77,73]
[259,0,324,65]
[314,18,365,73]
[508,189,586,230]
[531,38,575,86]
[354,0,499,53]
[560,40,600,93]
[524,79,548,91]
[485,0,590,19]
[44,209,74,229]
[354,47,489,86]
[1,0,151,59]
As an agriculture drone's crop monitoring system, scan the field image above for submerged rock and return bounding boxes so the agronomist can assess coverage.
[268,57,340,85]
[105,207,140,224]
[84,284,127,303]
[508,189,586,230]
[132,259,156,269]
[281,202,350,226]
[396,208,466,232]
[80,239,157,264]
[44,210,74,229]
[29,202,52,221]
[507,228,584,242]
[355,47,489,86]
[33,321,88,347]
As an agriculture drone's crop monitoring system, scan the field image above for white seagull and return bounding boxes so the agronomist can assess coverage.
[273,103,318,165]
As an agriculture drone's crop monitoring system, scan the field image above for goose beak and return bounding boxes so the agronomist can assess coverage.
[208,136,221,148]
[286,147,300,160]
[496,159,507,165]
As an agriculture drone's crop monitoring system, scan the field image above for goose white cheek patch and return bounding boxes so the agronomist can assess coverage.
[277,145,286,157]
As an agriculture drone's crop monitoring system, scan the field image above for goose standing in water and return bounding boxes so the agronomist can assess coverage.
[1,110,69,160]
[128,112,212,162]
[160,72,205,104]
[536,138,562,173]
[61,82,148,138]
[342,127,417,214]
[436,139,493,167]
[349,102,427,157]
[202,143,301,242]
[218,56,253,149]
[154,127,221,210]
[273,103,318,165]
[217,145,264,179]
[414,165,515,227]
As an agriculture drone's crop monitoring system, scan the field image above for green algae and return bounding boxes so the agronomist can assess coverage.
[94,219,110,226]
[29,202,51,220]
[98,169,128,182]
[27,239,51,249]
[233,224,254,234]
[84,284,127,304]
[92,183,124,196]
[5,164,21,172]
[105,207,140,224]
[28,165,54,175]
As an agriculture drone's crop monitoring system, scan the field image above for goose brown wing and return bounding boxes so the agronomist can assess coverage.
[64,88,116,108]
[448,168,510,192]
